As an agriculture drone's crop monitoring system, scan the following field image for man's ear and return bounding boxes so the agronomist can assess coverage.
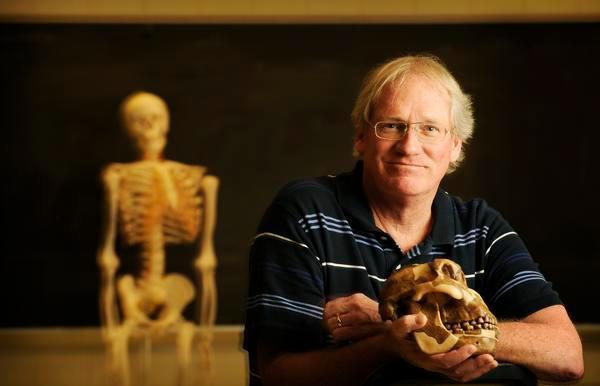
[354,128,365,156]
[450,137,462,162]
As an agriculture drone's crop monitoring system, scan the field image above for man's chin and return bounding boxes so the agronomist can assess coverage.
[383,177,427,196]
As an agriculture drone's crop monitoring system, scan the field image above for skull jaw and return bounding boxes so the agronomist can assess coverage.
[414,331,458,354]
[411,302,458,355]
[411,302,499,355]
[414,328,498,355]
[453,329,498,355]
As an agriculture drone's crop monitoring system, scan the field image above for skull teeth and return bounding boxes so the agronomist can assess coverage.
[444,315,497,333]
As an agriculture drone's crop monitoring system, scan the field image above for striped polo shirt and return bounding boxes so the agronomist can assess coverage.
[243,161,561,385]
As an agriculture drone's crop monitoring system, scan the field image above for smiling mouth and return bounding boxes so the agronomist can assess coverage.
[386,161,426,168]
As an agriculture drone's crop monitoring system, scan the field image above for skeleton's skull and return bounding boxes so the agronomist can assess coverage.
[120,91,170,159]
[379,258,499,355]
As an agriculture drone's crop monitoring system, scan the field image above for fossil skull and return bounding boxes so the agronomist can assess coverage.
[379,258,499,355]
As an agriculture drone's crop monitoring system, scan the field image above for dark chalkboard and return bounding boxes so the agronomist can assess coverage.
[1,23,598,326]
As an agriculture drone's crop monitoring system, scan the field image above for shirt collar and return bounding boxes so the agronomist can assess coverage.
[430,188,455,246]
[335,161,455,245]
[334,161,380,233]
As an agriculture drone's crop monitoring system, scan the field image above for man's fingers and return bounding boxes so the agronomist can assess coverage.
[324,293,379,320]
[342,310,381,326]
[414,313,427,327]
[391,313,428,338]
[325,309,382,334]
[431,344,477,369]
[324,311,359,333]
[332,323,390,341]
[449,354,498,382]
[325,315,338,332]
[323,294,382,334]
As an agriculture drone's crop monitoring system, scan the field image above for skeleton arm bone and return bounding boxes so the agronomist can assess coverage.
[98,164,123,331]
[196,175,219,271]
[194,174,219,327]
[495,305,584,383]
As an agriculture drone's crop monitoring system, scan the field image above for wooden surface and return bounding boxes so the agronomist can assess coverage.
[0,326,247,386]
[0,325,598,386]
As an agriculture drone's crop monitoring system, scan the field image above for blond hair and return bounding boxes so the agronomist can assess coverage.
[351,55,474,173]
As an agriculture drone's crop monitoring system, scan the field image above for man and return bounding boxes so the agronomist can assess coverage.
[243,55,583,385]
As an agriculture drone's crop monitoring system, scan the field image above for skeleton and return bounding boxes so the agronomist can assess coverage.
[97,91,219,386]
[379,258,499,355]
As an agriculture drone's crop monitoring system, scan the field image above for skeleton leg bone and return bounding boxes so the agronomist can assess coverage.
[197,328,215,386]
[175,321,196,386]
[106,320,135,386]
[200,273,217,327]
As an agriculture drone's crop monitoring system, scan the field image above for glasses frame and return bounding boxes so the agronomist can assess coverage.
[371,120,450,144]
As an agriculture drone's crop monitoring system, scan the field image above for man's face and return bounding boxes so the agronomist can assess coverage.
[354,75,462,199]
[124,94,169,159]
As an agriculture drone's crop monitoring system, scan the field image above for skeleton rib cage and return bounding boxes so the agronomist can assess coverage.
[117,162,205,247]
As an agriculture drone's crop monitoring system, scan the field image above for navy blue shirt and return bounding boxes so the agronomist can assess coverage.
[244,162,561,385]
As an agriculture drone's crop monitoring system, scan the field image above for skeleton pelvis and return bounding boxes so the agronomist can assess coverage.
[117,273,195,323]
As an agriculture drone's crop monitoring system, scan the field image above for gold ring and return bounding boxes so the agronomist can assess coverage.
[336,313,343,328]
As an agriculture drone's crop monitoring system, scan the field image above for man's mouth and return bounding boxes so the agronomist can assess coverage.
[386,161,426,168]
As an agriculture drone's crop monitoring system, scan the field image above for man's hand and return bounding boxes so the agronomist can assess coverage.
[323,294,498,382]
[384,313,498,382]
[323,293,384,341]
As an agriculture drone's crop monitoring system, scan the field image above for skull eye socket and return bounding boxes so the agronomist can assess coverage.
[439,262,466,282]
[443,298,466,316]
[441,264,456,279]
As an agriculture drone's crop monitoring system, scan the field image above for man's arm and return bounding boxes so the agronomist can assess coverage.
[495,304,584,382]
[256,292,393,386]
[322,294,583,384]
[257,307,498,386]
[257,331,391,386]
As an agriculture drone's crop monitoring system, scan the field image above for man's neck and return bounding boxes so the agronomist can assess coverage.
[362,176,436,252]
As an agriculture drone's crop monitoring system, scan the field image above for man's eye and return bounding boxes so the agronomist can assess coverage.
[383,122,405,130]
[423,125,440,133]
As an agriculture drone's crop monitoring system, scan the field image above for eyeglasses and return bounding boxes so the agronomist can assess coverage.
[372,121,449,144]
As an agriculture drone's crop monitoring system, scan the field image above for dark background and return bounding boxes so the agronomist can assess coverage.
[0,23,598,326]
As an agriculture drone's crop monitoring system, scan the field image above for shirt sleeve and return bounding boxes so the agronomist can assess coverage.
[479,203,562,319]
[243,198,327,375]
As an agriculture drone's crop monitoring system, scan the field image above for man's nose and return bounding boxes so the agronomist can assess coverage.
[393,127,421,152]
